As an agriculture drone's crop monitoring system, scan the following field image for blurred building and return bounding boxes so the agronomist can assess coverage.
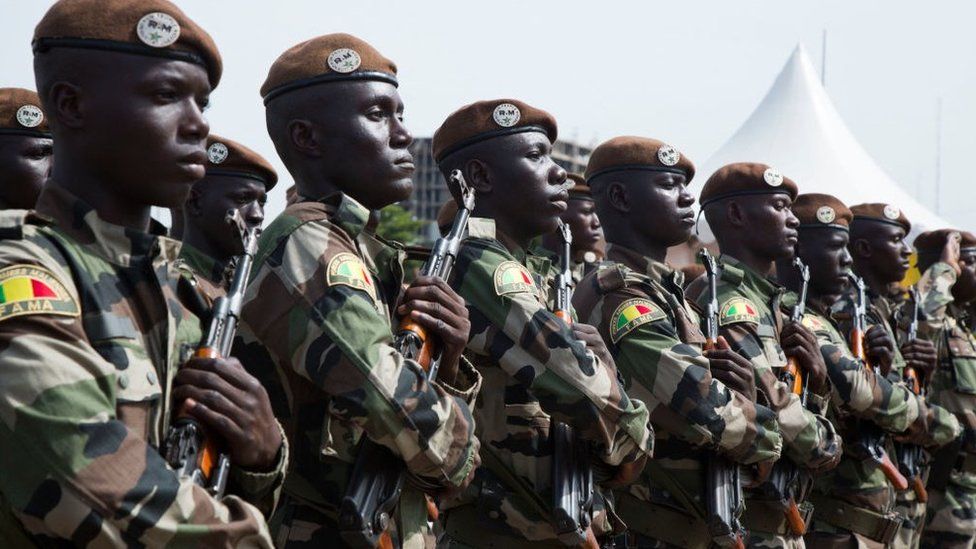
[403,137,592,228]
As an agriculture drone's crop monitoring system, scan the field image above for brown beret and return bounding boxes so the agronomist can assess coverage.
[432,99,557,163]
[567,174,592,200]
[914,229,976,255]
[204,134,278,190]
[700,162,798,208]
[792,193,852,231]
[585,136,695,182]
[0,88,50,137]
[33,0,221,87]
[849,203,911,233]
[261,33,397,103]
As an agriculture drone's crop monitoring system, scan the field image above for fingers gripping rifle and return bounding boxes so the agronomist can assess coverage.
[339,171,474,549]
[765,257,809,535]
[847,274,910,491]
[550,220,596,547]
[164,210,261,498]
[699,249,747,549]
[896,287,928,502]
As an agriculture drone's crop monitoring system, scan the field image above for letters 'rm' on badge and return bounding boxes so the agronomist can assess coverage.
[136,12,181,48]
[492,103,521,128]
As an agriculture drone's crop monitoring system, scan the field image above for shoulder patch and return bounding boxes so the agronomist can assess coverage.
[0,264,79,322]
[719,297,760,326]
[326,252,377,301]
[494,260,535,295]
[801,315,826,332]
[610,298,666,343]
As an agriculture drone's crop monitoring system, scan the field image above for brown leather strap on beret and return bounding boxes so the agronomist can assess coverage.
[205,168,272,187]
[798,222,849,232]
[33,37,207,71]
[435,124,549,162]
[851,215,906,230]
[0,128,52,138]
[262,70,398,104]
[700,187,794,208]
[586,164,687,182]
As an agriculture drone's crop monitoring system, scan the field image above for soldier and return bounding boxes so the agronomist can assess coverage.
[431,100,653,546]
[838,204,948,547]
[687,163,842,548]
[234,34,481,547]
[775,195,960,548]
[912,229,976,549]
[0,1,288,546]
[540,173,606,281]
[180,133,277,287]
[572,136,783,548]
[0,88,52,209]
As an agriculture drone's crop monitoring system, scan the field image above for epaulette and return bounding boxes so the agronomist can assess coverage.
[0,209,50,240]
[719,262,744,286]
[595,264,627,294]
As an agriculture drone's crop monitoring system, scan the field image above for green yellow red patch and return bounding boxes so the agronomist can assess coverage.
[719,297,760,326]
[0,264,79,322]
[493,261,535,296]
[610,298,665,343]
[802,315,826,332]
[327,252,377,302]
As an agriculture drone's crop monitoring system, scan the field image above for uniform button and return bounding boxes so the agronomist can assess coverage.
[147,370,158,386]
[118,373,129,389]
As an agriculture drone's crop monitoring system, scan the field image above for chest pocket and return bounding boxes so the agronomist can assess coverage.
[947,327,976,395]
[756,323,788,369]
[85,311,162,439]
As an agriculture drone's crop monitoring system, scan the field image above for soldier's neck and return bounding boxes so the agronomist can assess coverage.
[606,231,667,263]
[48,160,152,231]
[852,264,890,298]
[182,224,229,265]
[718,241,775,278]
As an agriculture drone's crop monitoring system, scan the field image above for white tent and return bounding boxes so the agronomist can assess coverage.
[691,44,950,241]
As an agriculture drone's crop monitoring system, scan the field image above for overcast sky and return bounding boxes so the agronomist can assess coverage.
[5,0,975,229]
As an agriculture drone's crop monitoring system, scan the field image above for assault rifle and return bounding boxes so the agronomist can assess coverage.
[895,287,928,502]
[339,170,474,549]
[699,249,747,549]
[551,220,596,546]
[164,209,261,498]
[847,273,910,492]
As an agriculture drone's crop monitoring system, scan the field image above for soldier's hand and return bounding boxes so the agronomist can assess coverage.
[705,335,757,402]
[942,231,962,275]
[780,322,828,395]
[901,339,938,384]
[864,324,895,377]
[172,356,283,471]
[571,323,614,368]
[398,276,471,384]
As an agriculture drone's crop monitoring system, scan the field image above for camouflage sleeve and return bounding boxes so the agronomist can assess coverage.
[0,238,274,546]
[578,286,781,466]
[814,327,922,434]
[454,239,653,465]
[718,320,841,472]
[238,220,480,489]
[913,399,962,448]
[917,262,957,332]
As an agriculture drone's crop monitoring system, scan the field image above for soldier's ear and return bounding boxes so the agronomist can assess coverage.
[727,200,746,228]
[48,81,84,129]
[852,237,872,259]
[606,181,630,213]
[465,158,491,195]
[288,119,320,157]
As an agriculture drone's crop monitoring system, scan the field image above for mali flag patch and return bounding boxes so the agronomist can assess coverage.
[0,264,79,322]
[327,252,377,302]
[719,297,760,326]
[493,261,535,296]
[610,298,665,343]
[802,315,826,332]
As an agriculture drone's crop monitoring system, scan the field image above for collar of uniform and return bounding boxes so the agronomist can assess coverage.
[178,242,224,285]
[35,184,181,266]
[605,243,674,285]
[718,254,780,296]
[467,216,528,261]
[329,192,371,239]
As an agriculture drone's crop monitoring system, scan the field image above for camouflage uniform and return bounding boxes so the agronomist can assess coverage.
[687,255,842,549]
[178,241,228,290]
[439,218,653,547]
[794,296,959,548]
[573,244,783,548]
[0,185,286,547]
[234,193,481,548]
[915,262,976,549]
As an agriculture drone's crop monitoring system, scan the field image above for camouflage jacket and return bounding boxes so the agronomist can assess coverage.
[793,297,958,510]
[916,262,976,457]
[572,244,782,512]
[178,241,227,290]
[446,217,652,541]
[685,255,842,476]
[0,185,285,547]
[233,193,481,546]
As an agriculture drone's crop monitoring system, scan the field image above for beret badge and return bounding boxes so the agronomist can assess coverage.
[15,105,43,128]
[883,204,901,220]
[816,206,836,224]
[207,142,229,164]
[492,103,521,128]
[136,12,181,48]
[657,144,680,167]
[763,167,784,187]
[327,48,362,73]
